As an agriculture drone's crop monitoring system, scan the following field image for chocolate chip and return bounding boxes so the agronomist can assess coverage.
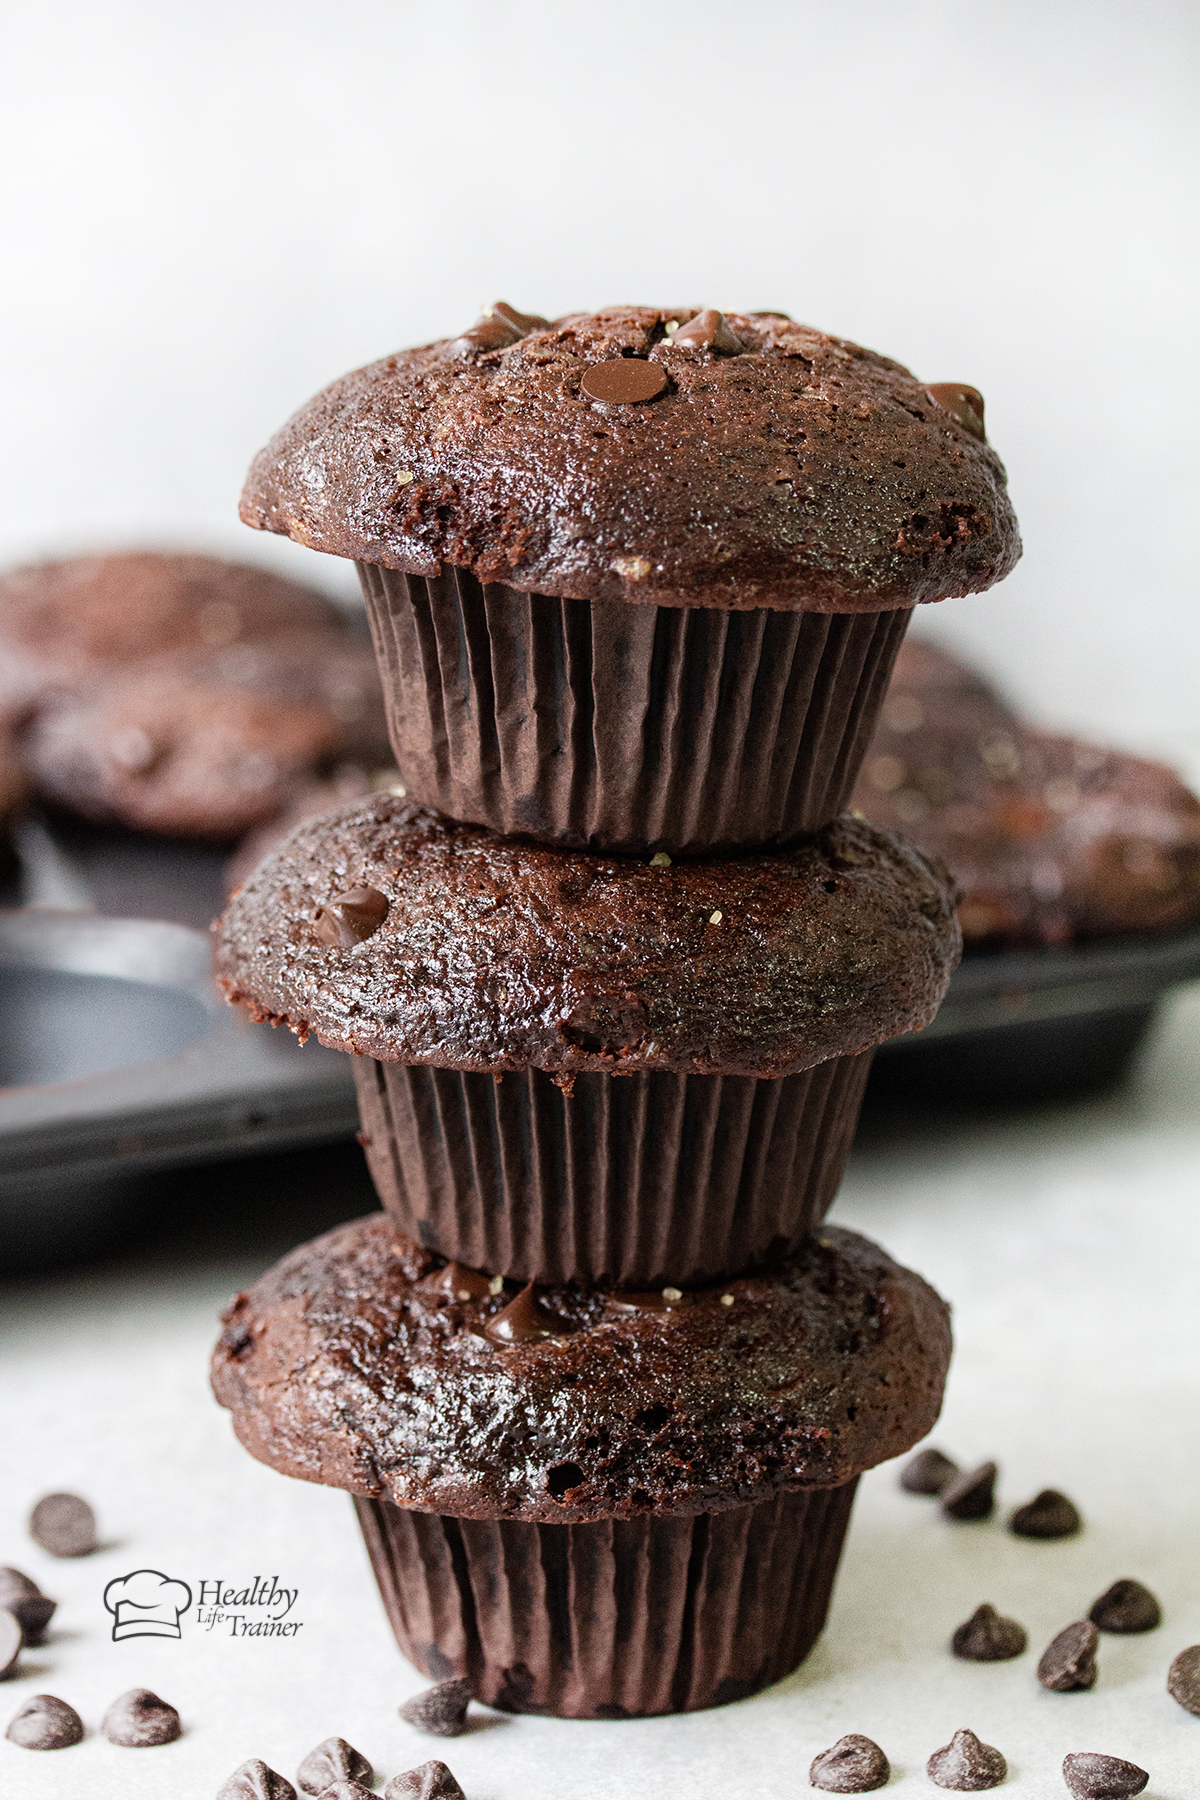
[315,1785,374,1800]
[671,309,745,354]
[314,885,389,947]
[901,1447,959,1494]
[927,1729,1007,1790]
[0,1609,21,1679]
[0,1568,56,1643]
[1088,1579,1160,1634]
[951,1603,1027,1661]
[490,302,547,336]
[941,1461,997,1520]
[483,1282,574,1346]
[1167,1643,1200,1714]
[399,1676,472,1737]
[383,1762,467,1800]
[101,1687,182,1746]
[1009,1489,1082,1538]
[926,383,987,441]
[1038,1620,1099,1691]
[5,1693,85,1749]
[453,301,547,354]
[417,1264,492,1304]
[1062,1753,1148,1799]
[296,1737,373,1795]
[217,1759,298,1800]
[580,359,669,404]
[29,1492,97,1557]
[809,1732,890,1792]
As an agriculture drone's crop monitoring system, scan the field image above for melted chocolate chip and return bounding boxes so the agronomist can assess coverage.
[383,1762,466,1800]
[951,1603,1027,1661]
[314,885,389,947]
[941,1461,997,1520]
[1009,1488,1081,1538]
[927,1729,1007,1791]
[927,383,986,441]
[1167,1643,1200,1714]
[1037,1619,1099,1691]
[5,1693,84,1749]
[671,309,745,354]
[483,1283,575,1346]
[580,359,669,404]
[296,1737,372,1795]
[0,1568,56,1644]
[901,1446,959,1494]
[418,1262,493,1304]
[490,302,547,336]
[101,1687,181,1746]
[809,1733,890,1792]
[218,1760,298,1800]
[1088,1579,1160,1634]
[452,301,546,354]
[398,1676,472,1737]
[29,1492,97,1558]
[1062,1754,1148,1800]
[0,1609,21,1679]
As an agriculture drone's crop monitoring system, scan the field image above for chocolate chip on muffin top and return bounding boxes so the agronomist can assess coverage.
[215,796,961,1079]
[240,305,1021,613]
[211,1216,952,1525]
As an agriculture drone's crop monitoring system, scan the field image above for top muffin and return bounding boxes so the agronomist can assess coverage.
[241,305,1021,613]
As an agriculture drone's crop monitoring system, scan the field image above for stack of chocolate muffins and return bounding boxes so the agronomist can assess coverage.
[211,305,1021,1717]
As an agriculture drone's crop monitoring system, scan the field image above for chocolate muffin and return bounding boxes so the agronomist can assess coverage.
[214,796,960,1284]
[240,306,1021,852]
[855,639,1200,948]
[212,1214,952,1715]
[25,636,390,841]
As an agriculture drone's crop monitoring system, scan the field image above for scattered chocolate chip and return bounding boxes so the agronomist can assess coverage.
[0,1568,56,1643]
[927,1728,1007,1790]
[101,1687,182,1746]
[483,1282,574,1346]
[926,383,987,440]
[1167,1643,1200,1714]
[809,1732,890,1792]
[1038,1620,1099,1691]
[1062,1753,1148,1799]
[314,886,389,947]
[952,1603,1027,1661]
[29,1492,97,1557]
[417,1263,493,1304]
[941,1461,997,1521]
[296,1737,373,1795]
[580,359,669,404]
[1009,1489,1082,1538]
[901,1447,959,1494]
[1088,1579,1160,1634]
[399,1676,472,1737]
[315,1785,374,1800]
[217,1759,298,1800]
[0,1609,22,1679]
[384,1761,467,1800]
[670,309,745,354]
[5,1693,85,1749]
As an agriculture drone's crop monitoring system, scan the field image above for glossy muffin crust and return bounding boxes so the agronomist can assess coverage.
[215,797,961,1078]
[212,1215,952,1524]
[241,305,1021,613]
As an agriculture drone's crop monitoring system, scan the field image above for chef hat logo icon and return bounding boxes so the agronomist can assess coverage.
[103,1569,193,1641]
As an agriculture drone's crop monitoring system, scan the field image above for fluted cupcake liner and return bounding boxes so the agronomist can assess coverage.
[358,562,910,855]
[355,1479,858,1718]
[353,1052,875,1289]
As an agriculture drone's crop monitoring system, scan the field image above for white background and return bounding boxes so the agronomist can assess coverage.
[1,0,1197,751]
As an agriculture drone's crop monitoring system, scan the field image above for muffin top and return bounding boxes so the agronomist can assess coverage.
[240,305,1021,614]
[216,796,961,1079]
[212,1215,952,1523]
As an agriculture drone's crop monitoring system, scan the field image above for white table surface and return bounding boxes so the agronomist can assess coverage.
[3,989,1199,1800]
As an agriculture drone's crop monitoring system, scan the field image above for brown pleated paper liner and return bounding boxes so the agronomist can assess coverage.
[355,1479,858,1718]
[358,562,910,855]
[353,1052,875,1289]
